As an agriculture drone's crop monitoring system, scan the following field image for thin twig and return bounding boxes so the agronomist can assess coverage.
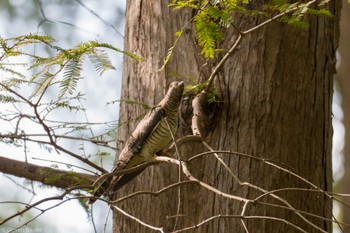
[6,196,87,233]
[243,0,317,35]
[257,201,350,228]
[172,214,308,233]
[156,156,248,203]
[112,205,165,232]
[111,180,197,204]
[164,118,182,231]
[201,142,327,233]
[205,34,242,92]
[31,157,96,174]
[0,185,90,225]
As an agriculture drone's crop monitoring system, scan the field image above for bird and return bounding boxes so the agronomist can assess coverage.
[87,81,184,204]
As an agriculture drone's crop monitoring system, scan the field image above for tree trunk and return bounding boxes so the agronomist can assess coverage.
[338,0,350,230]
[113,1,340,232]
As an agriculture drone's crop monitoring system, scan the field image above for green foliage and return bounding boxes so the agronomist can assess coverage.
[97,151,111,157]
[60,59,83,98]
[0,34,130,156]
[0,94,18,103]
[265,0,333,28]
[207,89,222,104]
[269,0,288,5]
[76,192,90,215]
[88,50,115,75]
[158,30,182,71]
[184,81,221,103]
[194,6,226,58]
[169,0,199,9]
[169,0,249,59]
[45,99,85,115]
[108,98,151,110]
[167,0,332,63]
[31,73,55,98]
[185,81,208,94]
[305,8,332,17]
[0,63,26,79]
[0,34,141,99]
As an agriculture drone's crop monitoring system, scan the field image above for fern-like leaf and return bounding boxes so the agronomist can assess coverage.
[169,0,199,9]
[0,94,18,103]
[31,73,55,98]
[60,59,83,98]
[86,41,143,61]
[194,8,224,58]
[88,50,115,75]
[0,64,26,79]
[3,78,28,88]
[158,30,183,71]
[109,98,151,110]
[306,8,332,17]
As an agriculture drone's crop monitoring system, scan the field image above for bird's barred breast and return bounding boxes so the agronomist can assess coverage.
[139,117,178,158]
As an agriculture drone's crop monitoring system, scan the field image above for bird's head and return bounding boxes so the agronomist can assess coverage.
[166,81,184,104]
[158,81,184,110]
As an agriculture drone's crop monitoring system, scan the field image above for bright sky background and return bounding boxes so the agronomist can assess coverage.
[0,1,126,232]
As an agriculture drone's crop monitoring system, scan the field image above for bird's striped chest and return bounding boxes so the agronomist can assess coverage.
[138,116,177,158]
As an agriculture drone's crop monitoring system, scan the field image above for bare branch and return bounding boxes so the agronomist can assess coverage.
[164,117,183,231]
[0,185,90,225]
[257,200,350,228]
[156,156,248,203]
[173,214,309,233]
[112,205,165,232]
[167,135,203,154]
[111,180,197,204]
[205,34,242,92]
[0,133,116,149]
[193,147,329,233]
[5,196,86,233]
[0,156,96,189]
[191,91,208,136]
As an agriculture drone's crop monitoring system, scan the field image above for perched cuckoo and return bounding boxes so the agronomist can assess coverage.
[88,81,184,204]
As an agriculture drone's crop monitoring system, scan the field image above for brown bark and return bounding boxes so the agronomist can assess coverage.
[0,156,96,189]
[113,1,340,232]
[338,0,350,230]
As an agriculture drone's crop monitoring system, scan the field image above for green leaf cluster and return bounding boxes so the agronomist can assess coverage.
[167,0,332,62]
[170,0,249,58]
[194,6,227,58]
[28,41,120,98]
[0,34,142,99]
[264,0,332,28]
[0,94,18,103]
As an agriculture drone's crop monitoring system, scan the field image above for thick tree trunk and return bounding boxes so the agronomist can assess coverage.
[338,0,350,230]
[113,1,340,232]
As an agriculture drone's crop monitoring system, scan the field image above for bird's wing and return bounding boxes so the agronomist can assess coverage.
[109,167,145,194]
[115,106,164,168]
[88,81,184,204]
[108,106,165,193]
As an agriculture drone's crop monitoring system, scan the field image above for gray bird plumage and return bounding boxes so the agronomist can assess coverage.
[88,81,184,204]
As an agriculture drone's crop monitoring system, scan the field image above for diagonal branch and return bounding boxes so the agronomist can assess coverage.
[0,156,96,189]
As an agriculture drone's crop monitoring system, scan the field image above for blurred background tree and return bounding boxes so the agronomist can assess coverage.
[337,0,350,232]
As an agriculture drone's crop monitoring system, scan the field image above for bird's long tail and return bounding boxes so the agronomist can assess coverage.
[109,168,146,194]
[87,176,112,205]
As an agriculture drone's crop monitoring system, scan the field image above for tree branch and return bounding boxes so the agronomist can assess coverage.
[0,156,97,189]
[191,91,208,136]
